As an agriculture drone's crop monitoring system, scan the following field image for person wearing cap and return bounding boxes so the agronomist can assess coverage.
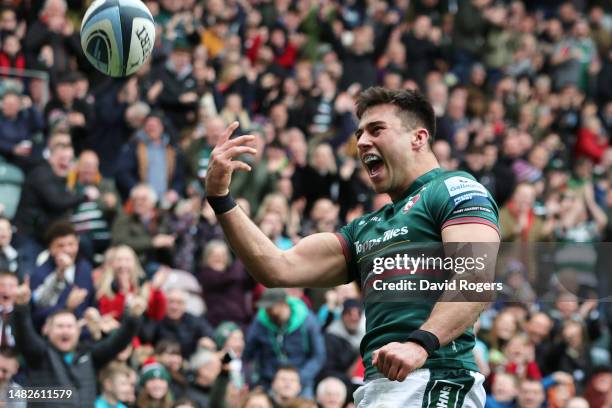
[150,38,199,132]
[114,110,185,203]
[243,288,325,399]
[318,299,364,393]
[136,361,173,407]
[43,73,91,155]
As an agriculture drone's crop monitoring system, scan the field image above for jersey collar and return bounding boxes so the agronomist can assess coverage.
[395,167,444,202]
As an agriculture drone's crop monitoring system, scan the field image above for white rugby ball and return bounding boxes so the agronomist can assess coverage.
[80,0,155,77]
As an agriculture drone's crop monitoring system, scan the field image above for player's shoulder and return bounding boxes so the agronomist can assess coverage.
[345,205,390,231]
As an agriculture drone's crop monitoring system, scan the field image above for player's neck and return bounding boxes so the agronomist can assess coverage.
[389,154,440,202]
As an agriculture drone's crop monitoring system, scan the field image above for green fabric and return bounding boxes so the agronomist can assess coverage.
[214,321,241,349]
[338,168,499,380]
[256,296,309,334]
[421,369,476,408]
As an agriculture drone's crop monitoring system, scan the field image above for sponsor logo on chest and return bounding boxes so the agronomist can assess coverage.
[354,226,409,255]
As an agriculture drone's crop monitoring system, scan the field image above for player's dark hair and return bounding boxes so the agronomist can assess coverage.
[356,87,436,145]
[44,220,77,246]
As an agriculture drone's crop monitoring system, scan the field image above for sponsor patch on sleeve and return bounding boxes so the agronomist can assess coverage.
[444,176,487,197]
[452,192,489,206]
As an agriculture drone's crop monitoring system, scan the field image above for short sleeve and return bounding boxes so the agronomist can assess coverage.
[336,222,360,285]
[431,173,499,235]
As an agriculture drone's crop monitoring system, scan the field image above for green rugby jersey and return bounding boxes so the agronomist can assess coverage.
[336,168,499,380]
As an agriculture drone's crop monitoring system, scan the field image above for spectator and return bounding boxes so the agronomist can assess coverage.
[0,348,24,408]
[0,217,18,276]
[230,130,279,215]
[198,239,252,328]
[144,288,214,358]
[29,221,95,329]
[0,90,43,170]
[241,390,274,408]
[96,245,167,322]
[87,78,139,177]
[43,74,91,154]
[547,319,593,387]
[115,111,185,202]
[155,340,188,400]
[214,321,245,387]
[111,183,175,269]
[297,143,341,215]
[13,131,94,271]
[0,271,18,348]
[516,379,546,408]
[566,397,590,408]
[485,372,518,408]
[183,115,225,187]
[319,12,394,90]
[67,150,120,259]
[500,183,555,242]
[22,0,81,79]
[185,348,222,407]
[150,41,199,131]
[524,312,554,371]
[315,377,347,408]
[136,361,174,408]
[319,299,363,389]
[244,288,325,397]
[269,365,302,408]
[555,184,608,242]
[316,282,359,328]
[96,362,136,408]
[502,334,542,381]
[13,278,146,407]
[584,366,612,408]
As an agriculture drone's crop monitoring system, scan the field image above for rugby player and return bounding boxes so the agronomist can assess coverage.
[205,87,500,407]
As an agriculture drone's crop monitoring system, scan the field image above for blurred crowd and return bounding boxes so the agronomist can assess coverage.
[0,0,611,406]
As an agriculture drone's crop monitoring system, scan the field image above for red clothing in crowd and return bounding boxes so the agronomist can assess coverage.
[246,35,298,70]
[99,288,167,321]
[505,361,542,380]
[0,51,26,75]
[574,127,608,164]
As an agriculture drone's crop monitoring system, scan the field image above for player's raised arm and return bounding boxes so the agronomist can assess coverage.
[205,121,349,288]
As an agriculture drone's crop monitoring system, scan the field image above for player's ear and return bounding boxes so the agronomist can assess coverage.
[412,128,430,149]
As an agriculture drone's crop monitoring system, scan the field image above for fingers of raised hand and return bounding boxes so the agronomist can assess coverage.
[219,121,240,145]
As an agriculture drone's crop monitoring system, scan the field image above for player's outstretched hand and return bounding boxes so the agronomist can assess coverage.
[371,341,428,382]
[205,121,257,196]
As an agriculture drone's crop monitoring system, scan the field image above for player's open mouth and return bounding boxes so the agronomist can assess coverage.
[363,154,384,177]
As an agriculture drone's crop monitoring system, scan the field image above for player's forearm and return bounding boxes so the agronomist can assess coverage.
[217,206,287,287]
[420,301,487,346]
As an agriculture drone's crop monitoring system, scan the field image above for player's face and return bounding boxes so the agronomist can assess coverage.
[356,105,415,197]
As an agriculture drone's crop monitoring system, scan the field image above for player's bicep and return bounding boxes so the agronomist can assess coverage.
[280,233,349,288]
[442,223,500,243]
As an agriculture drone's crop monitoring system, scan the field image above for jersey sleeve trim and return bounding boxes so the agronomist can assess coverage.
[441,216,500,236]
[335,232,352,264]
